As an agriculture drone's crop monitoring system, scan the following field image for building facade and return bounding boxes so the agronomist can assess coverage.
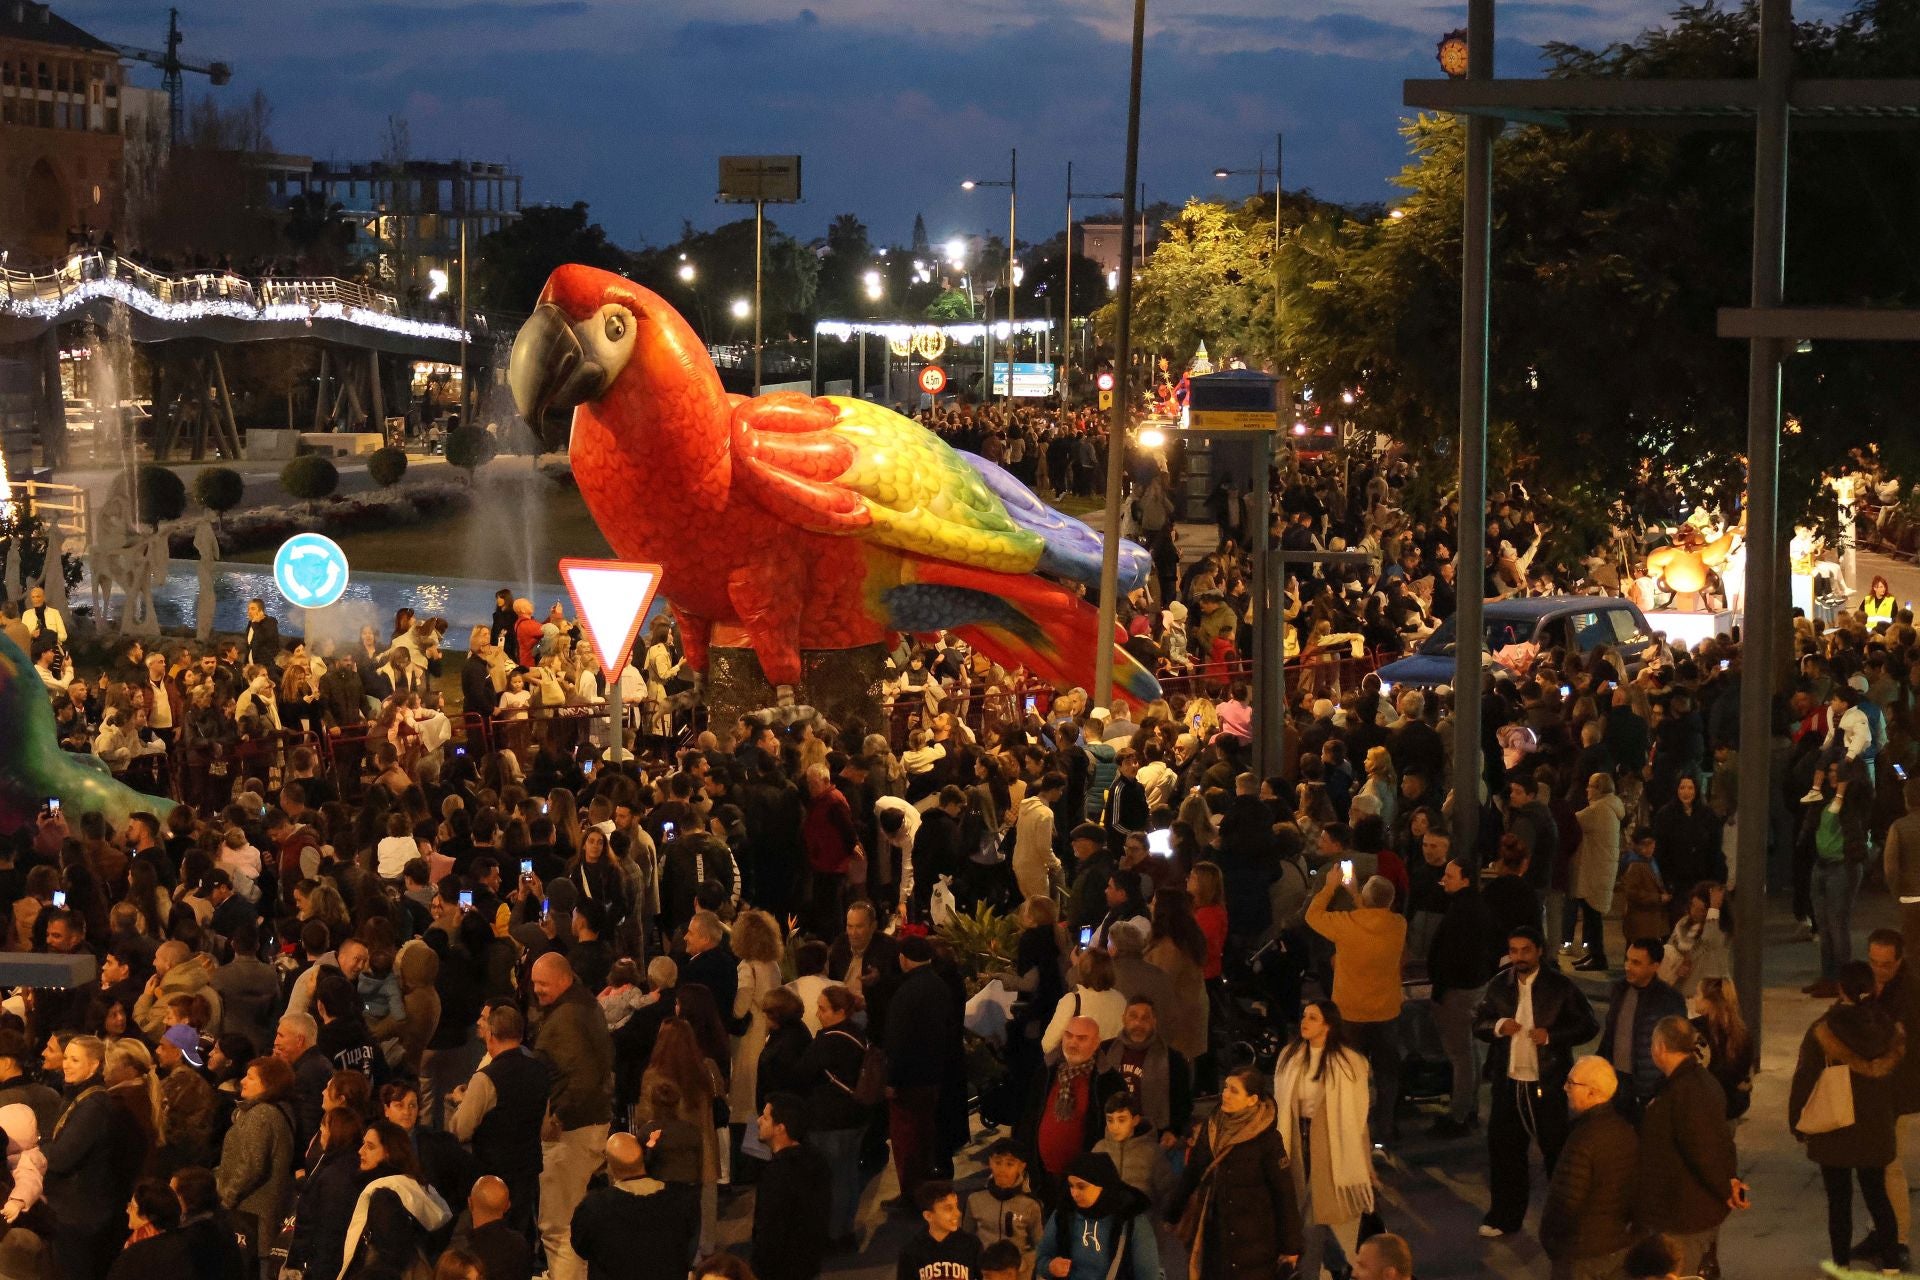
[0,0,123,263]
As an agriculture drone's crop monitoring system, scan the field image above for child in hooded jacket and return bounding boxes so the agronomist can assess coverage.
[1092,1094,1174,1214]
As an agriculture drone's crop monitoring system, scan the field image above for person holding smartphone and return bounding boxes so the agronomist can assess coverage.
[1303,859,1410,1142]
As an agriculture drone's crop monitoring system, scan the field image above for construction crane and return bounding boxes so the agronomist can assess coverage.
[110,8,232,148]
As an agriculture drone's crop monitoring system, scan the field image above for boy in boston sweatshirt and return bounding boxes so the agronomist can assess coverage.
[898,1181,984,1280]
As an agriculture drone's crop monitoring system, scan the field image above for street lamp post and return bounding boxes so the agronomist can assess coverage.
[962,148,1018,402]
[1093,0,1148,712]
[1212,134,1287,734]
[1064,161,1126,405]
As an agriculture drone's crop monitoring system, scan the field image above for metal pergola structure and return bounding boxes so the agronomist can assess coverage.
[1406,0,1920,1042]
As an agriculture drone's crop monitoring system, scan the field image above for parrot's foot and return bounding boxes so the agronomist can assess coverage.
[747,702,819,730]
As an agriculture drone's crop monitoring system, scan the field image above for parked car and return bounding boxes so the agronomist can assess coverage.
[1375,595,1654,691]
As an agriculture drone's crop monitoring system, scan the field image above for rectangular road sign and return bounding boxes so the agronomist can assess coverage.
[718,155,803,204]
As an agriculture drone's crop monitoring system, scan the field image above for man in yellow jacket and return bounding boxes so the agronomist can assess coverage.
[1306,865,1408,1141]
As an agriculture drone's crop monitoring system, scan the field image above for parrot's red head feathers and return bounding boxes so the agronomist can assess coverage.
[538,263,656,325]
[509,263,728,450]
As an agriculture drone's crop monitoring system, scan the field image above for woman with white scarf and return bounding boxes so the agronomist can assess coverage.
[337,1118,450,1280]
[1272,1000,1375,1280]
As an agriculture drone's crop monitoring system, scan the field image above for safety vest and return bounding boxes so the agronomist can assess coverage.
[1865,594,1896,628]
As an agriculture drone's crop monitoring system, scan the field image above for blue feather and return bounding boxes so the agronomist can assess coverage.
[959,453,1150,592]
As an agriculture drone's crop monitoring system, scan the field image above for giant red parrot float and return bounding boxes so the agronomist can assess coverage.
[508,264,1160,709]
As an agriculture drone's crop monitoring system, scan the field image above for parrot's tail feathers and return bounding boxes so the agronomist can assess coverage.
[958,452,1151,593]
[888,561,1161,709]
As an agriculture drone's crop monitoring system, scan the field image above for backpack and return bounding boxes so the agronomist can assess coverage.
[826,1032,889,1108]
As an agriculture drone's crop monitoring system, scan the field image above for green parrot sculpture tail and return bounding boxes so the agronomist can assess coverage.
[0,631,175,835]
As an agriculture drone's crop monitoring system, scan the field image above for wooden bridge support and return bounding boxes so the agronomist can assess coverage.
[152,342,244,462]
[308,345,392,435]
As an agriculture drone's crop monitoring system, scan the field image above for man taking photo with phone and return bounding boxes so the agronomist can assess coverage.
[1305,861,1409,1141]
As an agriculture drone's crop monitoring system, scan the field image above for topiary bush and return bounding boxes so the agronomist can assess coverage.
[134,465,188,527]
[193,467,246,526]
[367,446,409,488]
[280,454,341,512]
[445,425,496,484]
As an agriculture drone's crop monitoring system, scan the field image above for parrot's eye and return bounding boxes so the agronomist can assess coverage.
[604,312,629,344]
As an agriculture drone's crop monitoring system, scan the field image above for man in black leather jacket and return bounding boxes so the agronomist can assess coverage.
[1471,925,1599,1239]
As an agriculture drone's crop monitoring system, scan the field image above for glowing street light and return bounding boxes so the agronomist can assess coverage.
[730,297,751,320]
[1137,426,1166,448]
[427,268,449,300]
[678,262,696,282]
[945,237,967,267]
[864,269,884,302]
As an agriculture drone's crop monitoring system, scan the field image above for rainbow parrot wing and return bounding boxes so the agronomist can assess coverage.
[731,393,1045,573]
[958,453,1152,592]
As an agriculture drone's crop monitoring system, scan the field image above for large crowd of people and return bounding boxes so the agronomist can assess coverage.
[3,431,1920,1280]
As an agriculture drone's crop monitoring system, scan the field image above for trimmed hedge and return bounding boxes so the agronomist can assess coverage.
[280,454,341,505]
[367,446,409,488]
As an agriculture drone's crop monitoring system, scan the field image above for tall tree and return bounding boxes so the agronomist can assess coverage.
[1275,0,1920,547]
[815,212,874,318]
[473,202,626,313]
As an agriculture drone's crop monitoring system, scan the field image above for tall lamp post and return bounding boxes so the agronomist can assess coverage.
[962,148,1017,403]
[1092,0,1148,712]
[1064,162,1125,405]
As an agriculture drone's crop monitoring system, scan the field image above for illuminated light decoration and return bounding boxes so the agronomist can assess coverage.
[428,269,449,300]
[815,319,1051,344]
[0,274,470,344]
[912,329,947,361]
[1341,391,1355,405]
[888,335,912,358]
[272,533,351,610]
[993,322,1012,341]
[558,559,663,677]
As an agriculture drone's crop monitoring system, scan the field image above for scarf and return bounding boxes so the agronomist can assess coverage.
[1182,1099,1277,1280]
[1052,1058,1096,1122]
[1275,1046,1376,1222]
[336,1173,451,1280]
[1206,1096,1274,1161]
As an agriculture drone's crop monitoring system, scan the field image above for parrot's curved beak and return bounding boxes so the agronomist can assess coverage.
[509,303,611,446]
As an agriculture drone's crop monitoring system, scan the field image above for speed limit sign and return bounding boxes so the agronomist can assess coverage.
[918,365,948,395]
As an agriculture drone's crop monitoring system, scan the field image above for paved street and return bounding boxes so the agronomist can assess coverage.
[704,885,1899,1280]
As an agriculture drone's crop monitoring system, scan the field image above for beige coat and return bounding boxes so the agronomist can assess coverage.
[1143,938,1209,1063]
[1574,792,1626,909]
[729,958,783,1115]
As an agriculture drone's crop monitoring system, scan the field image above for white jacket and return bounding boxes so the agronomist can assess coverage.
[0,1100,45,1217]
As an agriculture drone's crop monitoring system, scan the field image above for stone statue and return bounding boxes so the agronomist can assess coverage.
[34,534,75,627]
[123,530,166,637]
[1,535,18,606]
[86,493,129,622]
[192,516,218,643]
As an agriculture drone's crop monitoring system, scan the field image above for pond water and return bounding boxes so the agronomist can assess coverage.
[75,560,666,649]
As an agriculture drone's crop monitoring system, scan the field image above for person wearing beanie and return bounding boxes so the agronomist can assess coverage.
[1034,1153,1160,1280]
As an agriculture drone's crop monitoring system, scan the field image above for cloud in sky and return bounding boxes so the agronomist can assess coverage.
[72,0,1854,249]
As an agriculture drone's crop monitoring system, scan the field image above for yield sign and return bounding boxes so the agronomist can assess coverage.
[558,558,663,676]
